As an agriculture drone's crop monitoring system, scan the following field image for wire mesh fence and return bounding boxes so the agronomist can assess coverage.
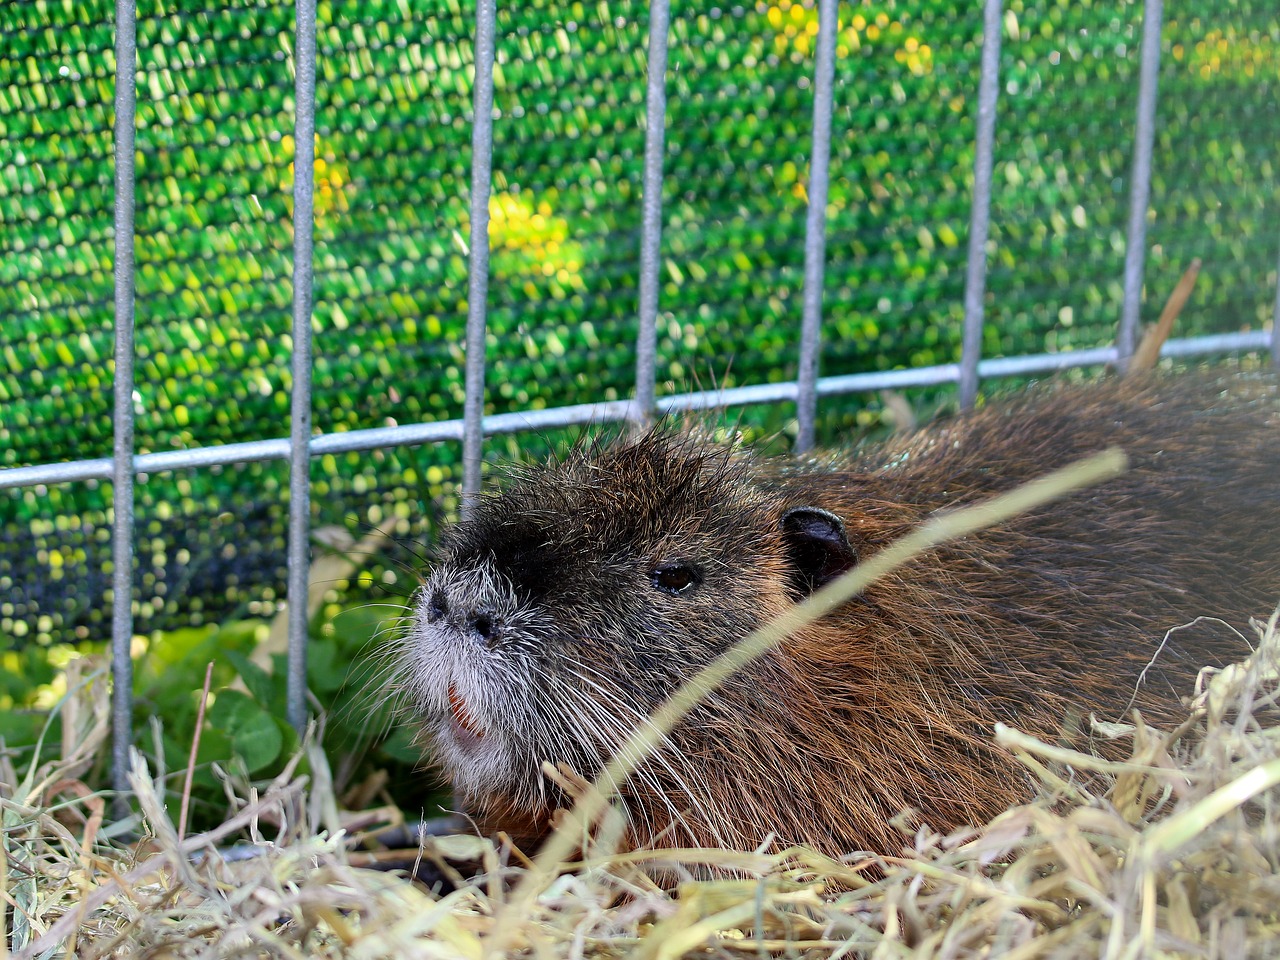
[1,0,1277,786]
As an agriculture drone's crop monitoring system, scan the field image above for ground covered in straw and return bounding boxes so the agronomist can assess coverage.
[3,606,1279,959]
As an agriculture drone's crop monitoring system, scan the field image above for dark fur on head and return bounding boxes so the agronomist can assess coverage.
[398,373,1280,856]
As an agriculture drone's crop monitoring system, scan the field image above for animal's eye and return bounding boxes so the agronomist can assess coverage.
[652,562,702,596]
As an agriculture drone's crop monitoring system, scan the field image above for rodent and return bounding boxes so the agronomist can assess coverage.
[398,372,1280,857]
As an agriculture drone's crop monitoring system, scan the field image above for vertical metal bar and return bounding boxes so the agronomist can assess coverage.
[958,0,1003,410]
[286,0,317,735]
[461,0,497,521]
[794,0,838,453]
[1116,0,1164,369]
[633,0,670,427]
[110,0,139,798]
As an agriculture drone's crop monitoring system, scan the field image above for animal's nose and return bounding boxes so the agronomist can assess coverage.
[425,588,449,622]
[467,608,499,647]
[423,583,501,648]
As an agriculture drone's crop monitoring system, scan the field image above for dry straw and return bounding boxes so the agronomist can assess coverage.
[4,448,1279,958]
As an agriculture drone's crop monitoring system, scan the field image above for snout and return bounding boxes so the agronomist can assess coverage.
[421,581,504,649]
[405,565,532,786]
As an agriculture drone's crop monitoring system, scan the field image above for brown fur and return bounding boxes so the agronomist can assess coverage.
[400,372,1280,857]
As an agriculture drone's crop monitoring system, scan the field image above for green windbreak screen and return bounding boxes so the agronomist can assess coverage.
[1,1,1276,645]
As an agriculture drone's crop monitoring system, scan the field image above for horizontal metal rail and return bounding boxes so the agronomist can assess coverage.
[2,329,1268,492]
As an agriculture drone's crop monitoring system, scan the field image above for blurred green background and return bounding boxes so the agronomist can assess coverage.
[2,0,1277,652]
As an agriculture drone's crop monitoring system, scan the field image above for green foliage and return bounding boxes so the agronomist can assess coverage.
[0,702,46,758]
[0,593,438,832]
[203,690,287,775]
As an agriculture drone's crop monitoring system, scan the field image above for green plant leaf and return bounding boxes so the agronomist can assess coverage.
[0,711,44,754]
[223,649,274,706]
[206,690,283,774]
[379,725,426,766]
[306,638,346,694]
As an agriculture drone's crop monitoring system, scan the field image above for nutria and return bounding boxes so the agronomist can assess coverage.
[398,373,1280,857]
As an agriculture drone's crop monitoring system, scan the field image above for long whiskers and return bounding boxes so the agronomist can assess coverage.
[539,665,737,849]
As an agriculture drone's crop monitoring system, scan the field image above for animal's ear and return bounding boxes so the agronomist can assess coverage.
[780,507,857,596]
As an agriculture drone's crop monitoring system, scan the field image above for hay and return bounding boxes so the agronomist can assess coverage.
[3,602,1277,959]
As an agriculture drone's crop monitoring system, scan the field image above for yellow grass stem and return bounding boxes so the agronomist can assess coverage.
[1141,757,1280,856]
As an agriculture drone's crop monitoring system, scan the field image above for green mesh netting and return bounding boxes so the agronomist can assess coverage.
[1,0,1277,646]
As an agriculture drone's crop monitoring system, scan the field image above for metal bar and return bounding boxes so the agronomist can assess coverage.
[1151,330,1270,357]
[794,0,839,453]
[1116,0,1165,368]
[110,0,139,800]
[460,0,497,521]
[632,0,670,427]
[285,0,317,735]
[958,0,1004,410]
[5,331,1269,494]
[471,401,636,436]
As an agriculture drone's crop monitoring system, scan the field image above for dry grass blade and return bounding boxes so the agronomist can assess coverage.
[179,661,217,844]
[1128,257,1201,374]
